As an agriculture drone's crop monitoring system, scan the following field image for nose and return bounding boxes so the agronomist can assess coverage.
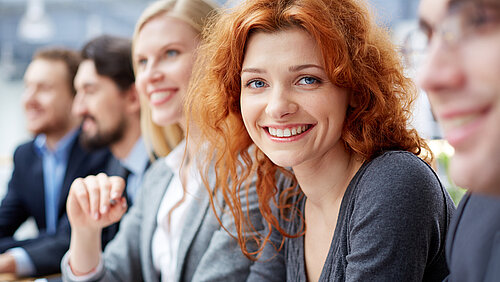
[21,86,36,106]
[72,92,87,117]
[265,86,298,120]
[417,40,466,95]
[141,62,164,84]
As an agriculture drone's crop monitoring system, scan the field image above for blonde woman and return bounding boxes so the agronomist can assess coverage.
[61,1,261,281]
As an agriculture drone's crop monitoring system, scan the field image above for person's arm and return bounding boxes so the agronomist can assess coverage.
[65,174,127,276]
[343,152,454,281]
[0,147,31,240]
[62,167,155,282]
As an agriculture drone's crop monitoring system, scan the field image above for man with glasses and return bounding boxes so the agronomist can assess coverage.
[417,0,500,280]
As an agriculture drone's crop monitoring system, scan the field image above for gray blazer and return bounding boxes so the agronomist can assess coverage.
[62,158,261,282]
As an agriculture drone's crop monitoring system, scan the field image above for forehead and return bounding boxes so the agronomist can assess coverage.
[25,59,68,83]
[74,60,99,84]
[419,0,450,24]
[134,15,198,53]
[243,29,321,65]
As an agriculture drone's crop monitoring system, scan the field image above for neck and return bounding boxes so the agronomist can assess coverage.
[110,119,142,160]
[45,121,79,151]
[293,148,363,210]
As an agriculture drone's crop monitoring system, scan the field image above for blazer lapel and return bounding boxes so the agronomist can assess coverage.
[29,143,46,227]
[143,165,174,282]
[59,139,86,216]
[175,168,217,281]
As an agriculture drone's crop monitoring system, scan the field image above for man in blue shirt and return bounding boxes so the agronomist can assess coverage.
[0,48,112,276]
[418,0,500,280]
[73,35,149,207]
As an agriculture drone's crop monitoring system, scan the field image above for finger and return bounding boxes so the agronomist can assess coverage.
[109,176,126,204]
[84,175,101,220]
[96,173,111,215]
[107,197,128,223]
[69,178,90,216]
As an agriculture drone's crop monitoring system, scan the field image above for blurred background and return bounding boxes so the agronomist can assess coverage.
[0,0,462,237]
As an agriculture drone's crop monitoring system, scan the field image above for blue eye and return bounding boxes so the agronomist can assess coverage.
[298,77,319,85]
[137,58,147,66]
[166,50,179,57]
[247,80,266,89]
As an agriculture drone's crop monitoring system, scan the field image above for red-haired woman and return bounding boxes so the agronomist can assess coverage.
[187,0,455,281]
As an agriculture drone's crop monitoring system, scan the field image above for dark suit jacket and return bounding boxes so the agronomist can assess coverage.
[0,133,112,276]
[445,193,500,282]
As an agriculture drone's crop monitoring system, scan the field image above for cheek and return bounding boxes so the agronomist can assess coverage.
[135,75,147,95]
[240,96,254,135]
[178,61,194,88]
[464,39,500,83]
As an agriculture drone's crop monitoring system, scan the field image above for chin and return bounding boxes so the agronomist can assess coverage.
[152,112,181,127]
[451,144,500,195]
[450,159,498,195]
[265,153,299,168]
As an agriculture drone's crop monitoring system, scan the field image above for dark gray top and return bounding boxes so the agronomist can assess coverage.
[248,151,455,282]
[445,193,500,282]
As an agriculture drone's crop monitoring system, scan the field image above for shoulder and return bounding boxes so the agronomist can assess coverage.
[142,157,173,185]
[352,151,448,211]
[12,140,36,161]
[359,151,441,193]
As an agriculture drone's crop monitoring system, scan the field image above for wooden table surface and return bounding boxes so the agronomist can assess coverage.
[0,273,61,281]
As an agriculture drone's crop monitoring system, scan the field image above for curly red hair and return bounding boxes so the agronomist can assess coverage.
[186,0,431,259]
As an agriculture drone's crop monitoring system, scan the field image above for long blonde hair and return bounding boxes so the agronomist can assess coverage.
[132,0,219,157]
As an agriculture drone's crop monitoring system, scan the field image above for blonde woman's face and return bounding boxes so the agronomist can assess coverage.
[134,15,199,127]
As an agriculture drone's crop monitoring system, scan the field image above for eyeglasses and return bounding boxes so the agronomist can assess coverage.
[402,0,500,70]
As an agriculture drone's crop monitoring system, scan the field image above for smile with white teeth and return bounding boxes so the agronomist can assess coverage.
[150,91,172,103]
[440,113,480,132]
[267,125,310,137]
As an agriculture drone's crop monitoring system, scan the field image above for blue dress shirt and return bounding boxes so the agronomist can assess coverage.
[120,138,149,204]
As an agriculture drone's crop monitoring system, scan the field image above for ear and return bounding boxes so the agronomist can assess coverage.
[125,84,141,114]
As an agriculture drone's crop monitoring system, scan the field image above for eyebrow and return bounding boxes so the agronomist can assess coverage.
[288,64,324,72]
[241,64,324,74]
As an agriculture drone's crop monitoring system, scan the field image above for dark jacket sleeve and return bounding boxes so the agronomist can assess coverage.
[0,145,33,241]
[22,145,113,276]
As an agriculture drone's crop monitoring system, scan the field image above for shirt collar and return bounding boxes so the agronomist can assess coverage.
[164,139,186,172]
[120,137,149,176]
[34,129,79,159]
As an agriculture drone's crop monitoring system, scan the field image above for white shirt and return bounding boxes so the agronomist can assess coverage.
[151,140,202,282]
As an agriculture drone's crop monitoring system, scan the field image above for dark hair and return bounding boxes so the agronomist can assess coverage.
[33,47,81,95]
[81,34,135,91]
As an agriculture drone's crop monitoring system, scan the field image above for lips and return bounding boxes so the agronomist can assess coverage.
[265,124,312,138]
[81,116,97,132]
[148,89,177,106]
[25,109,42,120]
[439,106,490,147]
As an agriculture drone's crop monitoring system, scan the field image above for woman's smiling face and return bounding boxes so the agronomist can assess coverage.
[134,15,200,127]
[240,28,350,169]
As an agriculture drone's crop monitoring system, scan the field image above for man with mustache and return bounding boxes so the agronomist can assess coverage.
[73,34,149,207]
